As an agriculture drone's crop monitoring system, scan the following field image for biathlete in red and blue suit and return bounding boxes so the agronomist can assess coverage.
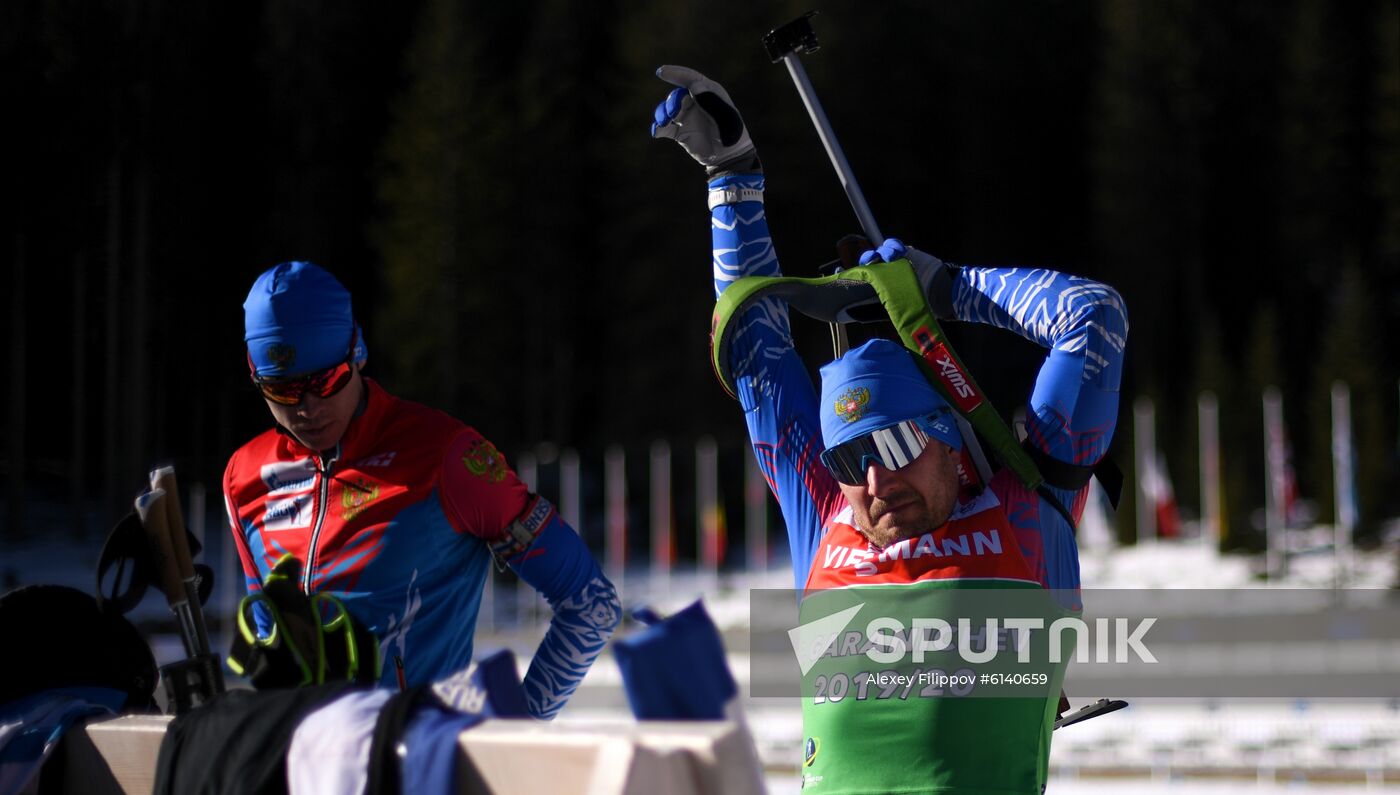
[223,261,618,719]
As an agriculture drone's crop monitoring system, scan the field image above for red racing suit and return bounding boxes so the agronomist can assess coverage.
[223,378,617,718]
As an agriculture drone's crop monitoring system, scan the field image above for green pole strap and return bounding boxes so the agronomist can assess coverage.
[710,258,1043,491]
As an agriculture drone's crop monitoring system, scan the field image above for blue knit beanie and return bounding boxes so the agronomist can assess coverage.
[244,261,367,378]
[818,339,961,451]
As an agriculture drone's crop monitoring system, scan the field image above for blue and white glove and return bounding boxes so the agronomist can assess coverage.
[851,237,958,320]
[651,65,761,177]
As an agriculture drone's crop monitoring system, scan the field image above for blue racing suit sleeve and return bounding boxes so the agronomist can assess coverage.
[498,501,620,720]
[439,435,619,719]
[952,268,1128,468]
[953,267,1129,594]
[710,174,845,587]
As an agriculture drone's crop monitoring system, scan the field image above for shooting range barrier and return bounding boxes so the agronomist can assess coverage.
[50,714,765,794]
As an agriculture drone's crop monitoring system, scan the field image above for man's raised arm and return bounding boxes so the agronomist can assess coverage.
[860,239,1128,593]
[651,65,842,583]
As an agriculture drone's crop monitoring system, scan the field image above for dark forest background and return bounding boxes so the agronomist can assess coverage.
[2,0,1397,557]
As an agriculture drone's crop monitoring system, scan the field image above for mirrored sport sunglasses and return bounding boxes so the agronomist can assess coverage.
[249,331,357,406]
[819,416,940,486]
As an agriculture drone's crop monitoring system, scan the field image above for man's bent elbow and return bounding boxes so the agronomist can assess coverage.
[1065,280,1129,381]
[1087,281,1129,343]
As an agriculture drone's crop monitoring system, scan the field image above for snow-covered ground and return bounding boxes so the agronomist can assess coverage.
[1079,535,1397,590]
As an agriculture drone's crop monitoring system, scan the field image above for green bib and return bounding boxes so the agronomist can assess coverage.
[797,581,1073,794]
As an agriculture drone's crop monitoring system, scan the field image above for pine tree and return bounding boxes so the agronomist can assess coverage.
[511,0,616,448]
[373,0,515,417]
[1374,0,1400,265]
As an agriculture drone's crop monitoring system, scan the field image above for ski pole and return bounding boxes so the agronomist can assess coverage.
[763,12,883,248]
[137,472,225,712]
[762,12,993,488]
[150,467,217,665]
[763,11,879,357]
[134,488,186,645]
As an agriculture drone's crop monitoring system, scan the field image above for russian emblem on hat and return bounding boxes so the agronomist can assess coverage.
[267,344,297,370]
[244,261,357,377]
[833,387,870,423]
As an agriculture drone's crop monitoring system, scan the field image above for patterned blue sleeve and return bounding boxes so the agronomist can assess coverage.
[507,513,620,719]
[710,174,843,586]
[954,267,1128,595]
[952,268,1128,467]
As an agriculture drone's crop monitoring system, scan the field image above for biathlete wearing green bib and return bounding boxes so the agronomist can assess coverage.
[800,487,1075,794]
[651,65,1128,793]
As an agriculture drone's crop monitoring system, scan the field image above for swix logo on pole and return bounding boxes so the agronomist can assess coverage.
[913,327,982,413]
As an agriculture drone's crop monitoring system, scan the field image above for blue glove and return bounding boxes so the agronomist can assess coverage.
[852,237,958,320]
[858,237,910,265]
[651,65,761,177]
